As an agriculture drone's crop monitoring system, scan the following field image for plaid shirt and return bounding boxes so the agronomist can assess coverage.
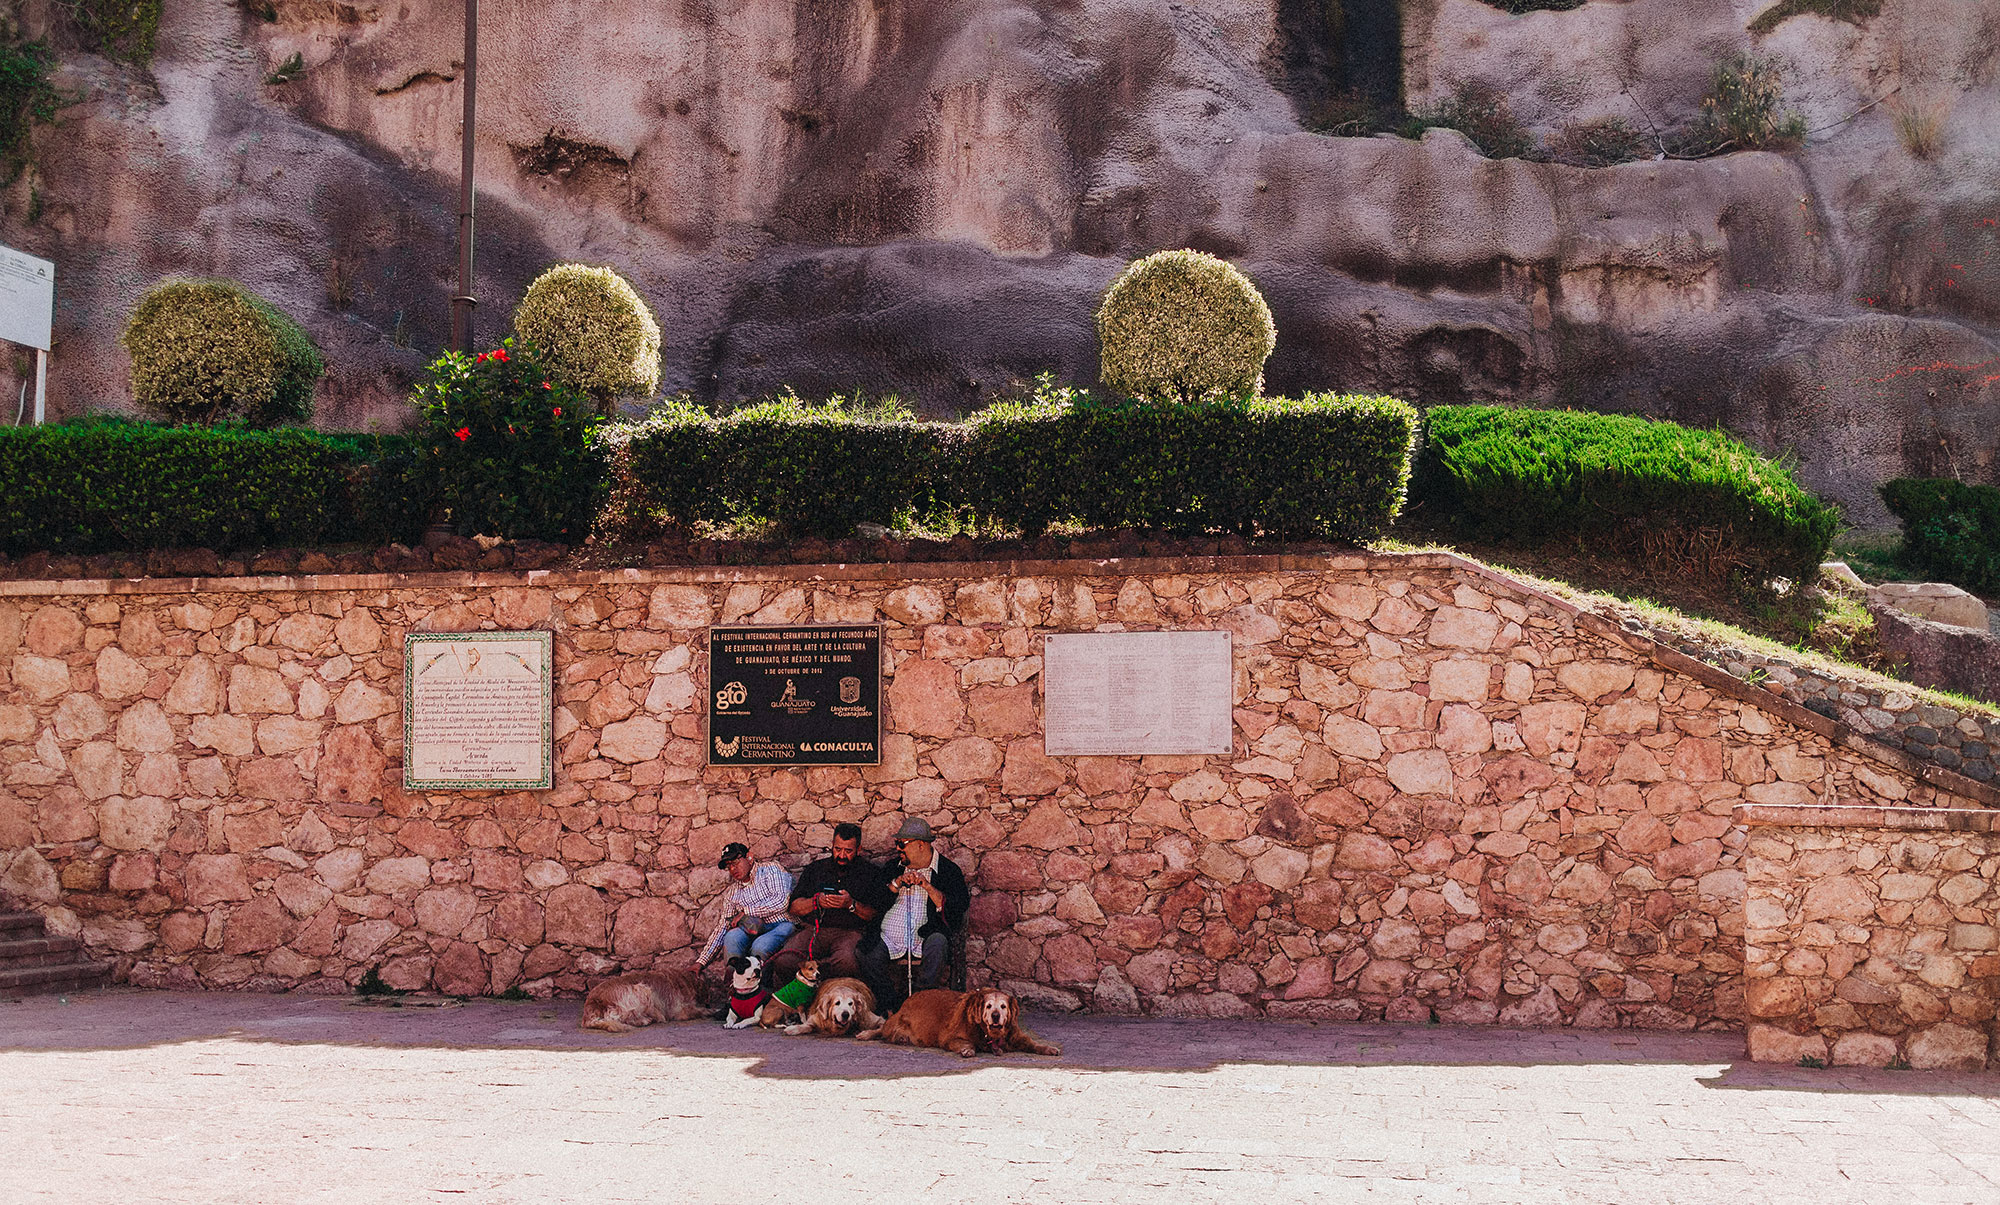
[695,861,795,967]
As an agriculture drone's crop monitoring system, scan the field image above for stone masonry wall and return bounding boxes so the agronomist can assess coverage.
[0,553,1991,1029]
[1743,804,2000,1070]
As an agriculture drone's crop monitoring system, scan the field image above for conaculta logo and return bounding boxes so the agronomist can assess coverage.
[715,681,748,709]
[714,735,740,757]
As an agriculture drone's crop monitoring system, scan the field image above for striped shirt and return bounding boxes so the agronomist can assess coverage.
[695,862,796,967]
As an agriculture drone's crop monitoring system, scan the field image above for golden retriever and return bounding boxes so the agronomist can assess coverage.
[862,988,1061,1058]
[783,976,884,1037]
[579,969,706,1033]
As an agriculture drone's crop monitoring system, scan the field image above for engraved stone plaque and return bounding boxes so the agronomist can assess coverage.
[708,625,881,766]
[1043,631,1234,756]
[404,631,553,790]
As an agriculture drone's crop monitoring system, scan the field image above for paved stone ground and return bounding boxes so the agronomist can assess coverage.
[3,991,1997,1204]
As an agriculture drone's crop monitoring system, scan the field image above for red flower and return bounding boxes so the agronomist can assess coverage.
[492,348,510,362]
[473,352,487,364]
[552,407,562,418]
[453,427,470,442]
[542,381,553,390]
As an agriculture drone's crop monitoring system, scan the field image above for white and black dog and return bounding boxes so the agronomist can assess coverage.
[719,955,772,1029]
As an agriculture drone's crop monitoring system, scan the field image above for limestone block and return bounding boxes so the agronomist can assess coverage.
[1870,582,1988,631]
[12,654,71,701]
[1906,1022,1989,1071]
[98,795,174,851]
[648,585,712,630]
[228,665,295,715]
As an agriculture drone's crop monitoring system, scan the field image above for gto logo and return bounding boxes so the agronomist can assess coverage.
[715,681,748,709]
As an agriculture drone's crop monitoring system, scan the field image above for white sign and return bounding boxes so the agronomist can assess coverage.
[0,244,53,352]
[404,631,554,790]
[1043,631,1234,756]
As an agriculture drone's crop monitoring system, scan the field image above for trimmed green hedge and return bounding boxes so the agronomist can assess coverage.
[1880,478,2000,594]
[1413,405,1840,583]
[0,421,426,555]
[619,389,1419,541]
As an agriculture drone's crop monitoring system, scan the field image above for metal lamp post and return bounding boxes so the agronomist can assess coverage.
[449,0,478,353]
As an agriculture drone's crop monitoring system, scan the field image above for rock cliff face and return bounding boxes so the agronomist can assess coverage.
[3,0,1997,522]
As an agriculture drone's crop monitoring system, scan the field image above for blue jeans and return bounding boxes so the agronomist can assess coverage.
[723,917,796,962]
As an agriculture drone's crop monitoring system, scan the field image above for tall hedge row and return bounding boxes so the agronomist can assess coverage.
[1412,405,1839,583]
[0,422,426,556]
[620,392,1419,541]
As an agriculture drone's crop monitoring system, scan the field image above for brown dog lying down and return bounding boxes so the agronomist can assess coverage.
[859,988,1061,1057]
[783,976,885,1037]
[579,969,707,1033]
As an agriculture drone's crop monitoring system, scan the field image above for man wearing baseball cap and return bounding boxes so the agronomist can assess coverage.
[691,842,797,973]
[859,817,969,1010]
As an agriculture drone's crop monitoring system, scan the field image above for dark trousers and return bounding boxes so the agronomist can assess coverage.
[768,926,865,982]
[859,931,947,1012]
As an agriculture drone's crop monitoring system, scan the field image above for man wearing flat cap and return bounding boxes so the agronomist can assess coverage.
[859,818,970,1010]
[691,841,797,973]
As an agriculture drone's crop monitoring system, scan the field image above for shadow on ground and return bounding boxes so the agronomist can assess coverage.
[5,989,1995,1097]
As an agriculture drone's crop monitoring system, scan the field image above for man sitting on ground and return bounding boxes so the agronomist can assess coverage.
[767,822,890,982]
[691,842,796,974]
[859,818,969,1010]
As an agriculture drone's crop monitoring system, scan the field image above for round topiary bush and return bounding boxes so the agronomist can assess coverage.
[512,263,662,410]
[1095,249,1277,403]
[120,278,324,426]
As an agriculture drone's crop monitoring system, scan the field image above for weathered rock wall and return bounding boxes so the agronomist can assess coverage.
[1743,803,2000,1070]
[0,553,1991,1027]
[0,1,1995,522]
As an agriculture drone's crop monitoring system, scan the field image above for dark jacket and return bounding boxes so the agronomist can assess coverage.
[789,855,893,932]
[889,853,969,941]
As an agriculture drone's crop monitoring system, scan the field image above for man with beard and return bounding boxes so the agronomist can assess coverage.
[766,822,891,982]
[858,817,969,1011]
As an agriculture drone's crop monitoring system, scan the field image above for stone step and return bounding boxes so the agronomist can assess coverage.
[0,934,86,970]
[0,960,112,996]
[0,911,47,938]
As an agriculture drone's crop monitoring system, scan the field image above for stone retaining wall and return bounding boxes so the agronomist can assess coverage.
[1743,804,2000,1069]
[0,554,1991,1029]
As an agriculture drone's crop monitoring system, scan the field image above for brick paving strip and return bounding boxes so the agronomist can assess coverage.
[3,992,1997,1203]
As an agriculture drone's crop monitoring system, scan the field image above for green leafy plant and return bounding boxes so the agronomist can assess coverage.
[1412,405,1841,586]
[1399,81,1538,160]
[1748,0,1881,36]
[1797,1054,1828,1069]
[60,0,163,65]
[1678,56,1806,155]
[264,51,303,85]
[120,278,324,427]
[413,337,608,542]
[0,36,65,184]
[513,263,662,411]
[1096,250,1277,404]
[1879,478,2000,595]
[0,418,421,555]
[355,966,407,997]
[1478,0,1586,11]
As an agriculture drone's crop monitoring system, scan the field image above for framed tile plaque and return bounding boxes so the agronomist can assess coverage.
[708,625,881,766]
[1043,630,1234,756]
[404,631,554,790]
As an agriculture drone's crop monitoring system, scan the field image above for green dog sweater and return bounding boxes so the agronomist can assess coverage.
[772,975,816,1010]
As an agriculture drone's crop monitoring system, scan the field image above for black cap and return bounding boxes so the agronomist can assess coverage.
[716,842,750,868]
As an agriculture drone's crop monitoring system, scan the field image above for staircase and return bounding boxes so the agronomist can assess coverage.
[0,909,112,996]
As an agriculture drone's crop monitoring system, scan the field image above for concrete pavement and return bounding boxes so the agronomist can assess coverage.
[3,990,1997,1203]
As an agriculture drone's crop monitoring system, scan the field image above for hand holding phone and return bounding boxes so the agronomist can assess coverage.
[818,888,848,908]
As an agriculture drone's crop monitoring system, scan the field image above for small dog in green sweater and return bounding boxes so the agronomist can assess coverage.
[758,959,822,1028]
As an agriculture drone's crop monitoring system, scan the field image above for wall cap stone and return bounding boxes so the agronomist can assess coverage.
[1736,803,2000,832]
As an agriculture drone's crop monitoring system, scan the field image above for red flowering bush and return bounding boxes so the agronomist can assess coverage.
[413,337,608,541]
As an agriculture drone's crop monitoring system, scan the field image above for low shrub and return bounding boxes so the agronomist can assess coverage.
[619,382,1419,542]
[1413,406,1840,584]
[0,36,63,183]
[1096,251,1277,404]
[1399,82,1537,161]
[121,278,324,427]
[1677,55,1806,155]
[959,390,1420,539]
[513,263,662,410]
[1889,92,1951,160]
[63,0,163,64]
[412,338,608,543]
[1879,478,2000,595]
[0,419,417,555]
[620,393,945,540]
